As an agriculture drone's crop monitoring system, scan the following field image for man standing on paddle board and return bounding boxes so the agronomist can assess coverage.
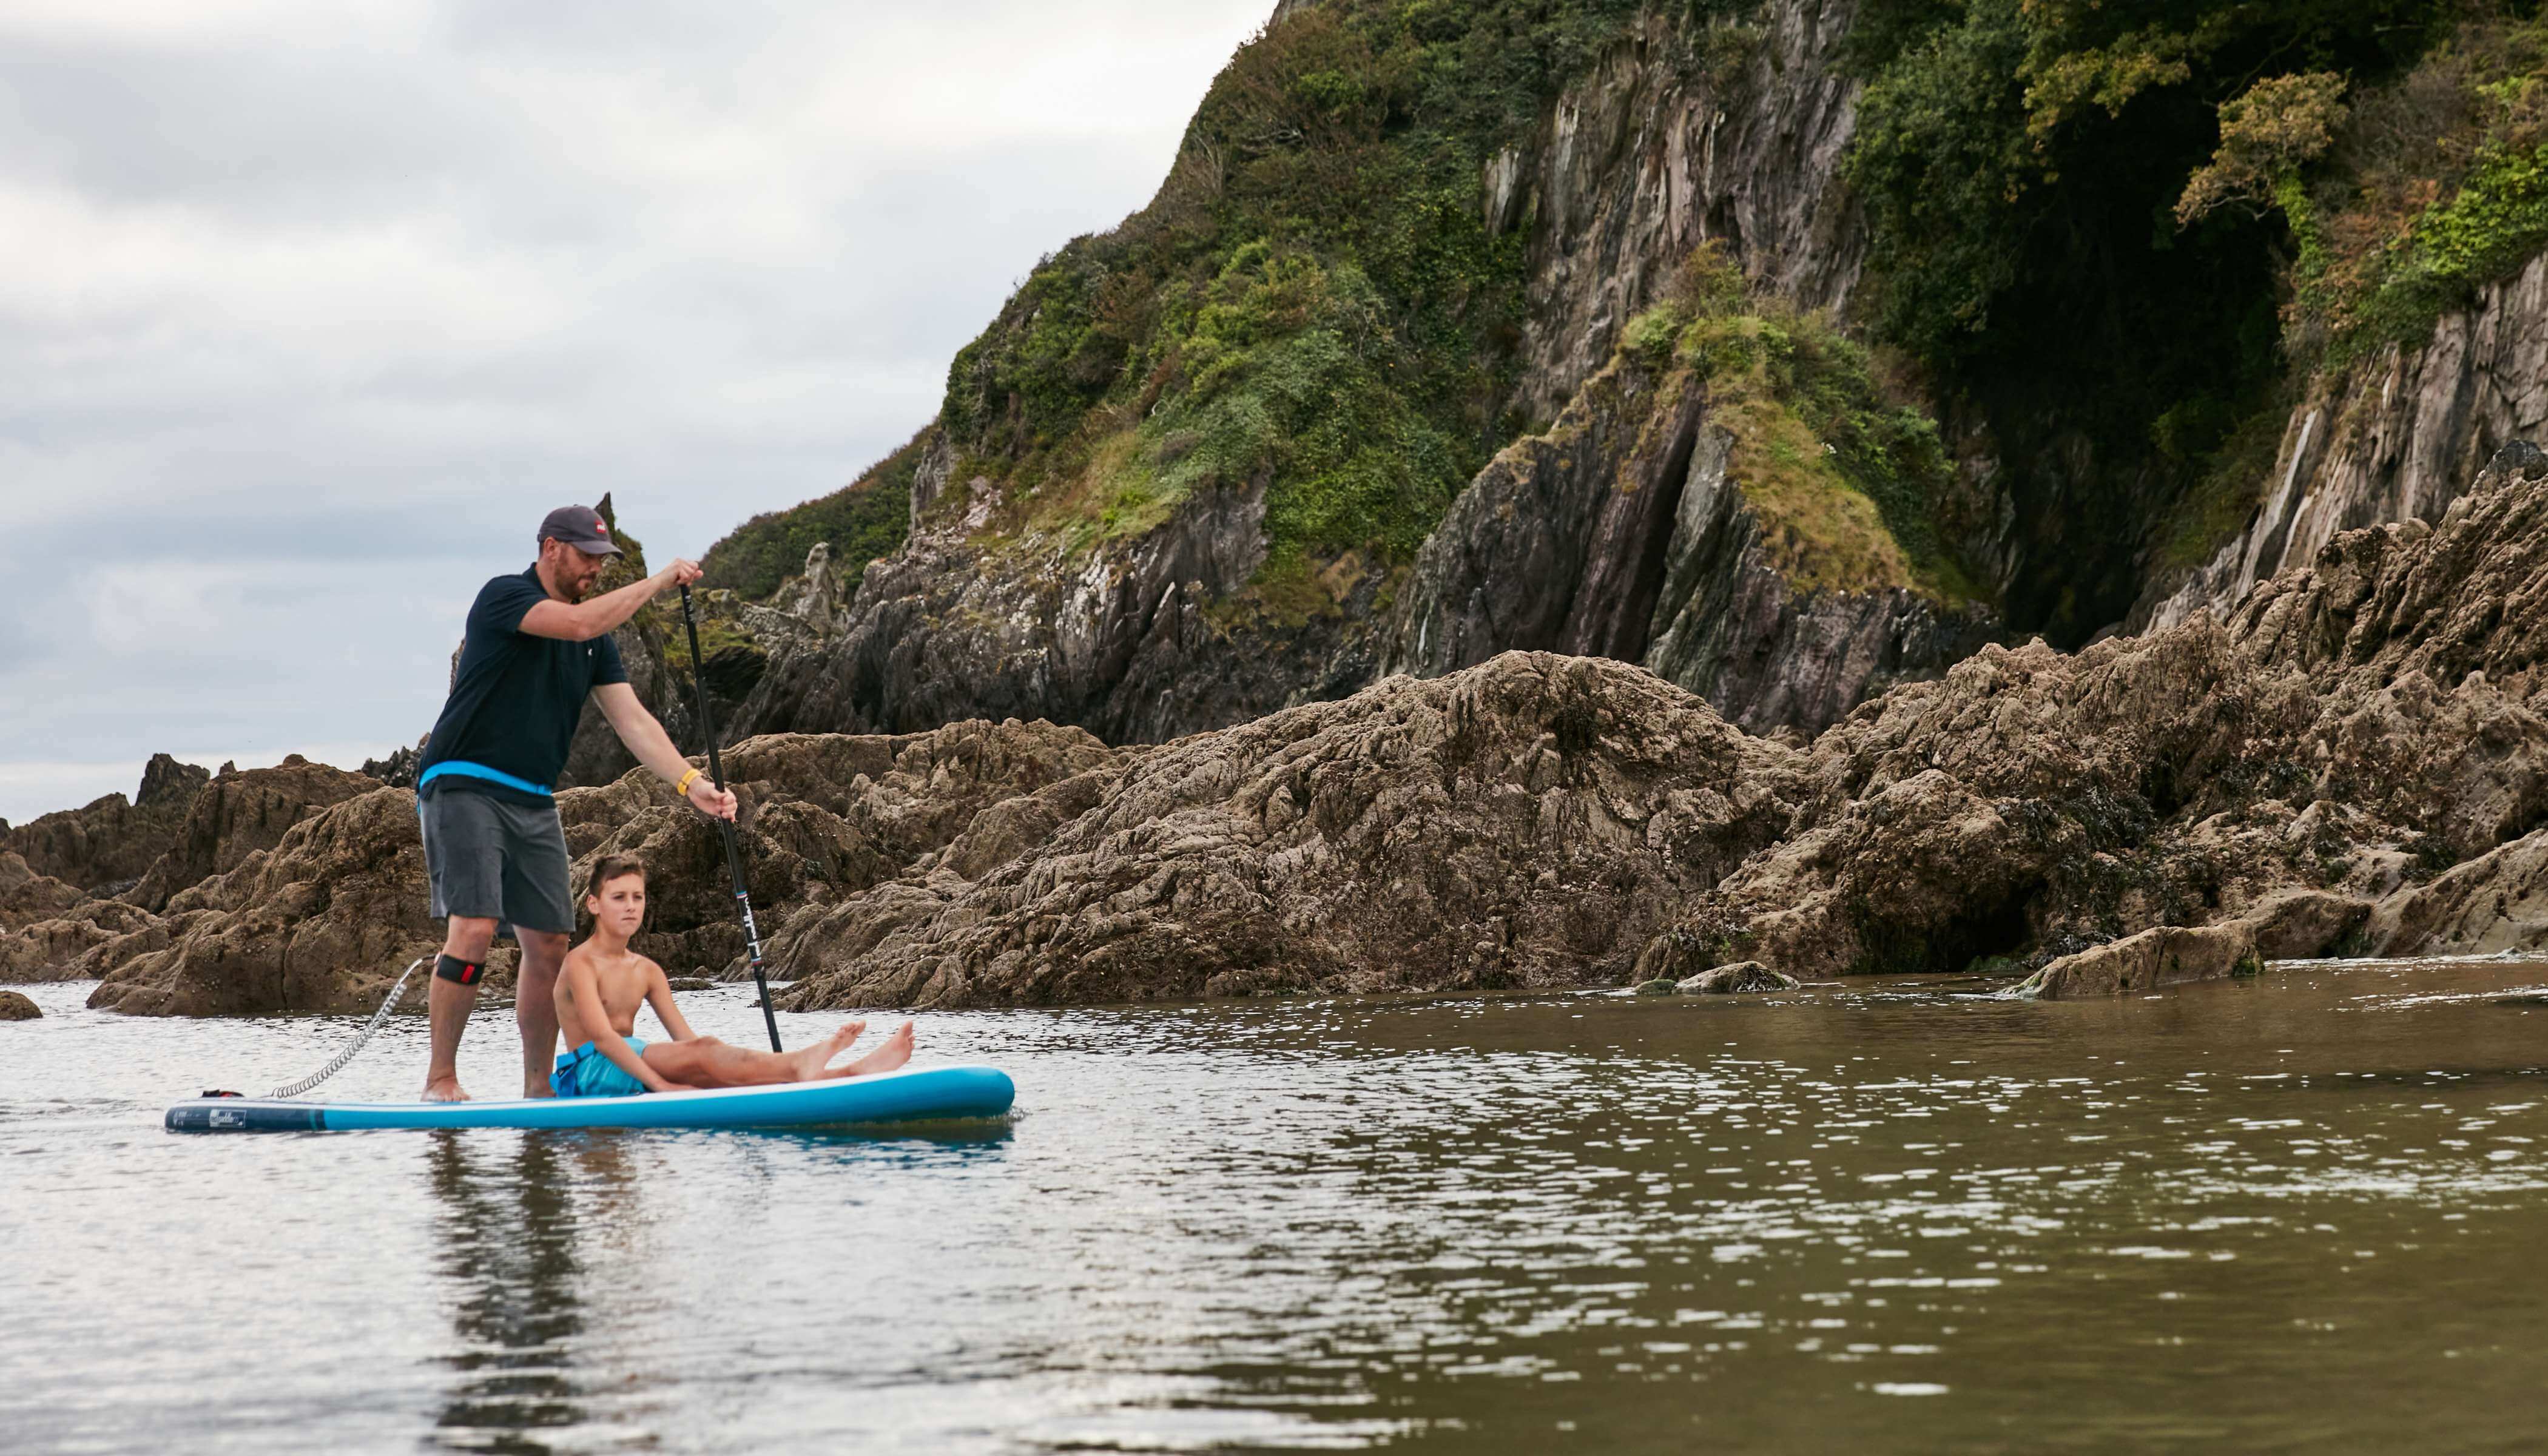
[414,505,736,1102]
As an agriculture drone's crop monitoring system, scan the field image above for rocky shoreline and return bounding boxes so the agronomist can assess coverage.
[8,442,2546,1017]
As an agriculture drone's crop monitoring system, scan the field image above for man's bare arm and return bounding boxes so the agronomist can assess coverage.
[593,682,738,821]
[518,558,702,642]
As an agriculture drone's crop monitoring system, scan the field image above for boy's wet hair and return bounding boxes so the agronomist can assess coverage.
[582,854,647,905]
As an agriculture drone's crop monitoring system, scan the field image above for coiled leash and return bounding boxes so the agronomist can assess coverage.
[200,956,428,1100]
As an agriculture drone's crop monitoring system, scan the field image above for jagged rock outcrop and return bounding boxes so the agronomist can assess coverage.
[52,435,2548,1014]
[2,753,207,891]
[84,719,1118,1016]
[90,787,440,1015]
[0,851,81,923]
[763,440,2548,1009]
[1,897,155,983]
[2361,827,2548,957]
[1501,0,1866,420]
[1640,439,1997,733]
[773,653,1807,1009]
[728,429,1373,746]
[1384,351,1995,733]
[2141,252,2548,633]
[362,741,423,789]
[1386,356,1708,677]
[1642,442,2548,981]
[124,755,377,912]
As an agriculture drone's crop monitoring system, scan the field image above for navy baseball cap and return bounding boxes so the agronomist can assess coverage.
[538,505,622,556]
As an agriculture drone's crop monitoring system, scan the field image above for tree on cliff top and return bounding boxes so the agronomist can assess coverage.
[700,427,928,602]
[1842,0,2450,639]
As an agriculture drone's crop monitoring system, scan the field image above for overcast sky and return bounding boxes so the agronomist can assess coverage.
[0,0,1271,824]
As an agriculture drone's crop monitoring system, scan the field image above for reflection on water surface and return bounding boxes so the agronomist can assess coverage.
[7,959,2548,1452]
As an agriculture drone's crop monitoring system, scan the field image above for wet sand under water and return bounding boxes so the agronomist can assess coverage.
[7,958,2548,1453]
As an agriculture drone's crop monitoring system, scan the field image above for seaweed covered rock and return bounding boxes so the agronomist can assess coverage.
[554,720,1122,979]
[0,990,38,1021]
[758,444,2548,1008]
[84,720,1119,1016]
[2016,923,2262,1000]
[774,653,1807,1009]
[1676,960,1798,994]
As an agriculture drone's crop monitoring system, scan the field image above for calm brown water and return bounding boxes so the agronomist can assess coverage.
[8,960,2548,1453]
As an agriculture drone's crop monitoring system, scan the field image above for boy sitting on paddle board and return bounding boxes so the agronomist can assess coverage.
[551,854,912,1097]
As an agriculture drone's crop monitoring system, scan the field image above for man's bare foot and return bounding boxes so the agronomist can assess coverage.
[522,1081,556,1100]
[787,1020,866,1082]
[422,1077,470,1103]
[831,1020,913,1078]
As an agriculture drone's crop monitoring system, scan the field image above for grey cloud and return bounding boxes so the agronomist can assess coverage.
[433,0,797,64]
[0,47,588,228]
[0,0,1273,817]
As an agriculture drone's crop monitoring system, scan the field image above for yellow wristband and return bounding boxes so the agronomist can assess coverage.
[674,767,702,798]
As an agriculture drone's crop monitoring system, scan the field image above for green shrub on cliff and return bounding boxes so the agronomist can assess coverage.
[1018,241,1472,568]
[939,0,1704,577]
[1847,0,2438,369]
[2137,12,2548,561]
[2285,16,2548,365]
[699,428,925,602]
[1633,246,1977,601]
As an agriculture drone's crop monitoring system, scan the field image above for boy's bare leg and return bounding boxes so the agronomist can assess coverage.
[834,1021,914,1078]
[643,1022,866,1089]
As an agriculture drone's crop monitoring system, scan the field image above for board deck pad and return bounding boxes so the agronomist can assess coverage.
[166,1065,1014,1133]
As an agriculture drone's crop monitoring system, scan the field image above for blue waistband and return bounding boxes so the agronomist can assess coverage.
[418,761,553,797]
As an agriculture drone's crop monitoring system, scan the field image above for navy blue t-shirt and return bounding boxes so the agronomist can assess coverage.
[417,567,627,804]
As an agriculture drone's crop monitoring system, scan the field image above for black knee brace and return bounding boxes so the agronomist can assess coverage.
[435,953,484,986]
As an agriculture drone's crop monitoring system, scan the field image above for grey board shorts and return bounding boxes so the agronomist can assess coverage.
[419,789,574,936]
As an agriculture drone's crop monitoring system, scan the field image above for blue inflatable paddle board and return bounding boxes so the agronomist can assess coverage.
[165,1064,1014,1133]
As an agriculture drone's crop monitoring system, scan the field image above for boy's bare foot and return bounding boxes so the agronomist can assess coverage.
[522,1080,556,1100]
[423,1077,470,1103]
[787,1020,866,1082]
[833,1020,913,1078]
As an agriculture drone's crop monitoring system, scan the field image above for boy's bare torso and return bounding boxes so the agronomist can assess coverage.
[556,943,658,1046]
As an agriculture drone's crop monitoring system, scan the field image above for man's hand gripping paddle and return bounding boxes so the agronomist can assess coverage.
[679,583,783,1053]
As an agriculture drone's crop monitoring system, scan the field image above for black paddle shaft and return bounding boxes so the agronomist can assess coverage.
[679,584,783,1053]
